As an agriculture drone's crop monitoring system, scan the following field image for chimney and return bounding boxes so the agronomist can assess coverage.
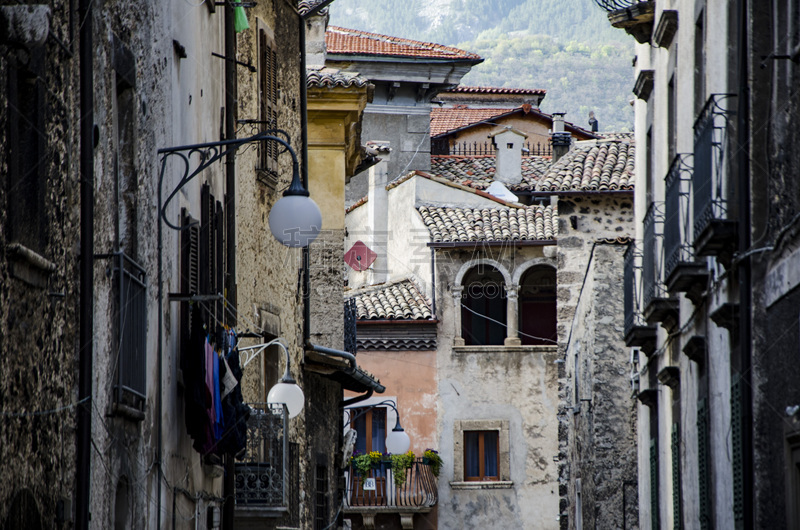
[366,142,391,284]
[550,112,571,163]
[304,8,328,69]
[489,127,528,186]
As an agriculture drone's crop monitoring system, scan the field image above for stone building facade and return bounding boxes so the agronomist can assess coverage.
[598,0,800,527]
[1,1,378,528]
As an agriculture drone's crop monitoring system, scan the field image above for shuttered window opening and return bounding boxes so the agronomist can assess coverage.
[731,375,744,523]
[651,438,660,530]
[697,398,711,530]
[672,423,682,529]
[257,19,279,188]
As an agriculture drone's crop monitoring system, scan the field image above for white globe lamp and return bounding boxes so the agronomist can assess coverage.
[268,380,304,419]
[268,162,322,248]
[385,422,411,454]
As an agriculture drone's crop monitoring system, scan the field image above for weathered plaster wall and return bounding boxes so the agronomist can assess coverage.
[435,246,560,530]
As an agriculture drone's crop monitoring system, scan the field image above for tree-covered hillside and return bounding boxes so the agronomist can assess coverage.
[329,0,635,132]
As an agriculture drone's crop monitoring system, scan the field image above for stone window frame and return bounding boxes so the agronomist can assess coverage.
[450,419,513,490]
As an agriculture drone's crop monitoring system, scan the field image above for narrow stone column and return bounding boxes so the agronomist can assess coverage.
[505,285,522,346]
[452,286,465,346]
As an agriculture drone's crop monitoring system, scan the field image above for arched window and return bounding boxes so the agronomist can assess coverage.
[461,266,507,346]
[518,266,557,345]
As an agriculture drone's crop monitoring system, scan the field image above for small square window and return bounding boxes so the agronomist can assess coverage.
[464,430,499,481]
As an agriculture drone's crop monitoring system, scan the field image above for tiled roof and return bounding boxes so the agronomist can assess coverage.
[429,155,552,191]
[430,107,517,136]
[536,140,635,192]
[444,86,546,96]
[430,106,597,138]
[297,1,328,16]
[418,204,557,243]
[307,68,371,88]
[347,279,433,320]
[326,26,481,61]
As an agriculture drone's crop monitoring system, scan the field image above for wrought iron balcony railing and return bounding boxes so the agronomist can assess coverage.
[344,459,438,510]
[431,140,553,157]
[624,242,657,354]
[692,94,738,265]
[642,202,665,311]
[664,154,709,303]
[235,404,290,508]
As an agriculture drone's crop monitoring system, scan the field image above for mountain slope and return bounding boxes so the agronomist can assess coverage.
[328,0,634,132]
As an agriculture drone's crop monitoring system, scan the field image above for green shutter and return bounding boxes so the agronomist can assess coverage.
[672,423,682,529]
[651,438,660,530]
[731,375,744,523]
[697,398,711,530]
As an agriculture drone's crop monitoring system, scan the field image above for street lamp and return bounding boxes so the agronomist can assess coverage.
[345,400,411,454]
[158,130,321,248]
[266,339,305,418]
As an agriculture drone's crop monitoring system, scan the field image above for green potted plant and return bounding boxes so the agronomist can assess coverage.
[350,451,374,477]
[423,449,443,477]
[390,450,416,487]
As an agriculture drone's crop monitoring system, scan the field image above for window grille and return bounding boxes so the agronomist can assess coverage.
[314,465,329,530]
[257,21,279,186]
[235,404,289,507]
[344,298,357,355]
[114,252,147,410]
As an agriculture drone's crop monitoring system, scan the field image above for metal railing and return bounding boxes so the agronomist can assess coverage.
[693,94,736,240]
[594,0,646,11]
[624,242,647,337]
[642,202,666,310]
[664,154,695,279]
[344,459,438,509]
[235,404,289,507]
[114,252,147,409]
[344,298,357,356]
[431,140,552,157]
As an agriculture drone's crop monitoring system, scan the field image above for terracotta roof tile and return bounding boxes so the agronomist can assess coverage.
[429,155,551,191]
[536,140,635,192]
[417,204,557,243]
[444,86,547,96]
[326,26,481,61]
[347,279,433,320]
[307,68,371,88]
[430,107,517,136]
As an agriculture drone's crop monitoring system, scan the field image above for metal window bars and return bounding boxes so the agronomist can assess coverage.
[112,252,147,410]
[344,298,357,356]
[234,403,290,507]
[692,94,736,240]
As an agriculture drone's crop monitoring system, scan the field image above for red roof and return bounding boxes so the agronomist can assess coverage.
[430,107,517,136]
[430,106,598,139]
[443,86,547,96]
[326,26,482,61]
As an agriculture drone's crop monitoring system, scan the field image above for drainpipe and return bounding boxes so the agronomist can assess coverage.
[223,1,237,528]
[75,0,93,525]
[736,0,753,526]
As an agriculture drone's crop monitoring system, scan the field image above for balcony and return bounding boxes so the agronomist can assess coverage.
[642,203,679,332]
[595,0,656,44]
[235,404,298,525]
[624,243,657,355]
[431,139,552,157]
[344,459,438,529]
[664,154,708,305]
[693,94,738,267]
